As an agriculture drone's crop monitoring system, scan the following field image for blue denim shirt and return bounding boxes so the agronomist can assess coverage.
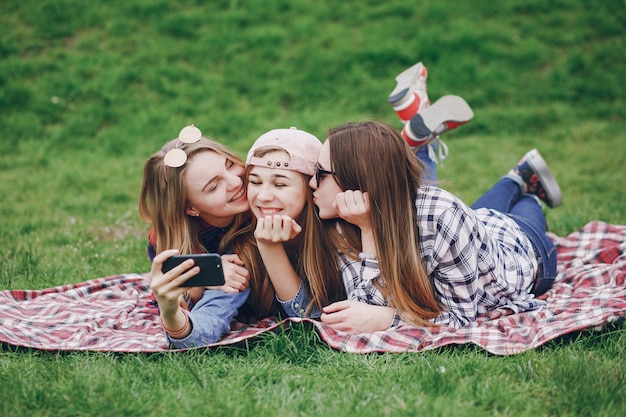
[167,288,250,349]
[276,282,321,319]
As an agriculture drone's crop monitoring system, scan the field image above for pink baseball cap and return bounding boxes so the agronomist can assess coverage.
[246,127,322,176]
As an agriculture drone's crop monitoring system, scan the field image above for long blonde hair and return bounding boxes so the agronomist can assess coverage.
[305,121,442,326]
[139,137,251,256]
[140,136,278,316]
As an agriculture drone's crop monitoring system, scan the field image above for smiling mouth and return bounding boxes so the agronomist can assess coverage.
[257,207,283,216]
[229,187,245,202]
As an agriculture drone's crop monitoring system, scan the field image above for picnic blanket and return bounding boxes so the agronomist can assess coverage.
[0,221,624,355]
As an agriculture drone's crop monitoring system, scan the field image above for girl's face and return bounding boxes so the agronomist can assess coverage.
[247,150,308,219]
[184,150,249,227]
[309,141,342,219]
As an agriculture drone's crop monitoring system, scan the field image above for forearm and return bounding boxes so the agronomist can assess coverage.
[257,242,301,301]
[359,227,377,257]
[160,307,191,339]
[167,288,249,348]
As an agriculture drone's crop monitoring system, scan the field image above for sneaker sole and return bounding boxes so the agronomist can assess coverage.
[525,149,563,208]
[388,62,424,105]
[409,95,474,137]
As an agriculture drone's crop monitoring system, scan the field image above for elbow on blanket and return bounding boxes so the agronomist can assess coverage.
[167,314,231,349]
[167,289,249,349]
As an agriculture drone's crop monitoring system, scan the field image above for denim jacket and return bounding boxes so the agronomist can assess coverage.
[276,282,321,319]
[167,288,250,349]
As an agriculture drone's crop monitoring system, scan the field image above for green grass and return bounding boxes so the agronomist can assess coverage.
[1,324,624,416]
[1,0,625,415]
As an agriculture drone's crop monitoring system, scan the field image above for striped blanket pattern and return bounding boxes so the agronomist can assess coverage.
[0,221,624,355]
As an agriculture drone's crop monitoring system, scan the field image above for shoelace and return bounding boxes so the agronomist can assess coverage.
[426,135,449,167]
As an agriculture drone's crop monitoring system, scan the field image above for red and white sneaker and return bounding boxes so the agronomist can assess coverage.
[401,95,474,148]
[388,62,430,123]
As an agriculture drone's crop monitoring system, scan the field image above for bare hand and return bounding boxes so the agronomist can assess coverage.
[149,249,199,317]
[333,190,372,231]
[209,254,250,293]
[254,215,302,244]
[320,300,395,333]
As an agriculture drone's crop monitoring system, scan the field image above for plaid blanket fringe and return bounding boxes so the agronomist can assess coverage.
[0,221,624,355]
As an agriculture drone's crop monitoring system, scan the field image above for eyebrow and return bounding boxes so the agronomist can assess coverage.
[201,158,232,192]
[249,172,295,181]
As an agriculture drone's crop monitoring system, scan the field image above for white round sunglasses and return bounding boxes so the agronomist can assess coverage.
[163,124,202,168]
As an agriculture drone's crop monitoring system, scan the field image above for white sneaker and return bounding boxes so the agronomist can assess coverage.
[401,95,474,166]
[388,62,430,123]
[402,95,474,145]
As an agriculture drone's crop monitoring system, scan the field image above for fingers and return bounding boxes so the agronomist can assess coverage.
[335,190,369,217]
[150,263,198,315]
[291,218,302,235]
[153,263,200,291]
[150,249,200,293]
[219,272,249,292]
[320,300,356,332]
[221,255,250,292]
[150,249,180,275]
[221,253,244,266]
[322,302,395,333]
[320,309,348,331]
[255,215,300,242]
[322,300,350,314]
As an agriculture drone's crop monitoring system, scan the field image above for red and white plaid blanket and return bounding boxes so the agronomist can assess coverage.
[1,221,624,355]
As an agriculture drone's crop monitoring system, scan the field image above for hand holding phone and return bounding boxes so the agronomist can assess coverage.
[162,253,225,287]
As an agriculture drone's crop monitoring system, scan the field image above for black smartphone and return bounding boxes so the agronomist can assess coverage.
[162,253,225,287]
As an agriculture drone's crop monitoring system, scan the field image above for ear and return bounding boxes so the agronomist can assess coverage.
[186,206,200,217]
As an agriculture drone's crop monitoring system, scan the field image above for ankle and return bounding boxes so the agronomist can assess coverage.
[402,123,429,148]
[393,92,426,123]
[504,172,527,193]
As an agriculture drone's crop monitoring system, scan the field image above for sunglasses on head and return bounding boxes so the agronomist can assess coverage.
[163,125,202,168]
[315,164,337,185]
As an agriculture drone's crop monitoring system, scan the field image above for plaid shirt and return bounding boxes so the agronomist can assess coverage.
[340,186,544,329]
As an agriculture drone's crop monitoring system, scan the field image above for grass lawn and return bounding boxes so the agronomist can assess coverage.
[1,0,625,415]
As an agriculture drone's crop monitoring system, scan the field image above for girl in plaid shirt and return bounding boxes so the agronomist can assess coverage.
[302,121,561,333]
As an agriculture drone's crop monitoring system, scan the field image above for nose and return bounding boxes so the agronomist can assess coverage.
[308,175,318,190]
[255,184,274,202]
[225,170,243,190]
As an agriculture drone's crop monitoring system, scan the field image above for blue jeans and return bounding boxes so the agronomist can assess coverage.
[470,176,556,295]
[416,144,438,184]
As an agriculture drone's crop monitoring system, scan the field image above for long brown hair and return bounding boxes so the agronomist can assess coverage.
[306,121,442,326]
[232,146,344,317]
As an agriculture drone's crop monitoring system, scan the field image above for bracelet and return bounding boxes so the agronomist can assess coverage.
[160,308,190,338]
[359,252,378,260]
